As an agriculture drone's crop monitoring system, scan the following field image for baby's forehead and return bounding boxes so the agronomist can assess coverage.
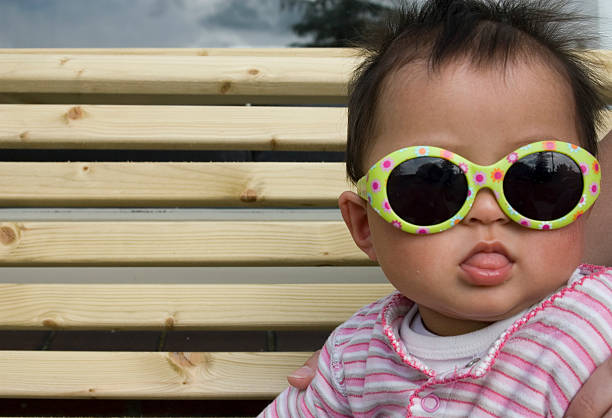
[364,57,579,168]
[379,54,572,106]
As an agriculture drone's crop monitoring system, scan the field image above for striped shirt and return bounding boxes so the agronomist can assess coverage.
[259,264,612,417]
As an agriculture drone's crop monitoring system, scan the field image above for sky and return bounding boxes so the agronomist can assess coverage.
[0,0,609,49]
[0,0,307,48]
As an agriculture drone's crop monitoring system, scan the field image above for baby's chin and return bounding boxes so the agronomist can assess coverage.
[428,297,537,324]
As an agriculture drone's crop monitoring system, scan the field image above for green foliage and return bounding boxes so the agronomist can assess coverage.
[281,0,391,47]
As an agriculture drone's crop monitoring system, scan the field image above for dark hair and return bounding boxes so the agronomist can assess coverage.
[346,0,608,183]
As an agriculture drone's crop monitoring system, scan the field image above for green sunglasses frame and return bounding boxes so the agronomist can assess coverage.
[357,140,601,234]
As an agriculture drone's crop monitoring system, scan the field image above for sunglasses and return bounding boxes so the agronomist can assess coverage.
[357,141,601,234]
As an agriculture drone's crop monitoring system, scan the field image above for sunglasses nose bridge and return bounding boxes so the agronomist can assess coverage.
[464,164,509,223]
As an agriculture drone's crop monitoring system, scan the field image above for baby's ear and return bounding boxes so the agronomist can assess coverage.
[338,191,377,261]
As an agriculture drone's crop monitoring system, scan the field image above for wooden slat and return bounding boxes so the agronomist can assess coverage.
[0,47,358,57]
[0,221,372,266]
[0,54,358,97]
[0,162,349,207]
[0,105,346,151]
[1,106,609,150]
[0,350,310,399]
[0,283,393,330]
[0,49,607,105]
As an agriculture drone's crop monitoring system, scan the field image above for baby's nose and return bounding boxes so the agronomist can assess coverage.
[464,189,510,226]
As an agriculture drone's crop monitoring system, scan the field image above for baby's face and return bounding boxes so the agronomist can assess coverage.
[363,58,586,334]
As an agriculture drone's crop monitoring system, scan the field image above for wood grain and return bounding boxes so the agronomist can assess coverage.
[0,283,393,330]
[0,350,311,399]
[0,221,372,266]
[0,54,359,97]
[0,105,346,150]
[0,162,349,207]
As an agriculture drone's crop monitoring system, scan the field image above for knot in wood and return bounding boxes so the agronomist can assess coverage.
[42,319,59,329]
[219,81,232,94]
[269,136,278,150]
[167,352,209,380]
[240,189,258,203]
[165,316,175,329]
[0,226,17,245]
[248,68,260,75]
[66,106,84,120]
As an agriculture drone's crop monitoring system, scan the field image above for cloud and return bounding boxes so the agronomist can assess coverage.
[0,0,606,49]
[0,0,307,48]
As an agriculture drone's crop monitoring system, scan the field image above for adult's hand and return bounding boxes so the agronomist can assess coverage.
[564,356,612,417]
[287,349,320,390]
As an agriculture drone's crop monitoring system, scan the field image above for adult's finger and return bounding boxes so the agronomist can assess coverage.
[565,356,612,417]
[287,349,321,390]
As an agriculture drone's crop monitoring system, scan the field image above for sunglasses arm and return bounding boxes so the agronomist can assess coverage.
[356,176,368,200]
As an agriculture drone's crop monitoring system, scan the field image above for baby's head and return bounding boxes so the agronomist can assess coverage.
[338,0,608,335]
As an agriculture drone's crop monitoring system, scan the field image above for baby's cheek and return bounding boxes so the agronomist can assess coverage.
[523,221,585,277]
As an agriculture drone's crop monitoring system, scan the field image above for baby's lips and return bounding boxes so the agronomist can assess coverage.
[459,242,514,285]
[462,252,511,270]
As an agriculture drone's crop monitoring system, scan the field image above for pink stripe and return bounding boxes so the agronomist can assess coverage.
[352,311,381,320]
[514,335,582,384]
[362,387,415,396]
[490,368,545,398]
[530,321,596,369]
[573,288,612,326]
[452,380,545,417]
[497,351,569,405]
[270,399,279,418]
[344,354,407,369]
[336,326,375,338]
[285,388,292,418]
[338,324,375,333]
[312,347,353,416]
[355,403,405,417]
[300,391,314,418]
[314,403,349,418]
[311,376,350,417]
[343,358,368,366]
[548,304,612,352]
[344,376,365,385]
[343,342,371,354]
[344,355,411,378]
[369,371,417,381]
[440,395,500,417]
[320,344,331,364]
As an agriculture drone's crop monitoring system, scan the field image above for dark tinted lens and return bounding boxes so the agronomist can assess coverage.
[388,157,468,225]
[504,152,583,221]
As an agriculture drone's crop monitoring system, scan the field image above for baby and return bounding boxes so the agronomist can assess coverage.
[260,0,612,416]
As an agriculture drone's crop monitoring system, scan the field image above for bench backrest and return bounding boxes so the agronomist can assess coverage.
[0,48,609,414]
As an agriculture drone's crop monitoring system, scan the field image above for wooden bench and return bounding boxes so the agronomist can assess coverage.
[0,48,609,417]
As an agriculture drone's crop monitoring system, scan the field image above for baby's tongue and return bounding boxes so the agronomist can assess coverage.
[462,252,510,269]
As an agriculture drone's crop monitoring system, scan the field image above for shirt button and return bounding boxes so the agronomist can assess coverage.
[421,393,441,413]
